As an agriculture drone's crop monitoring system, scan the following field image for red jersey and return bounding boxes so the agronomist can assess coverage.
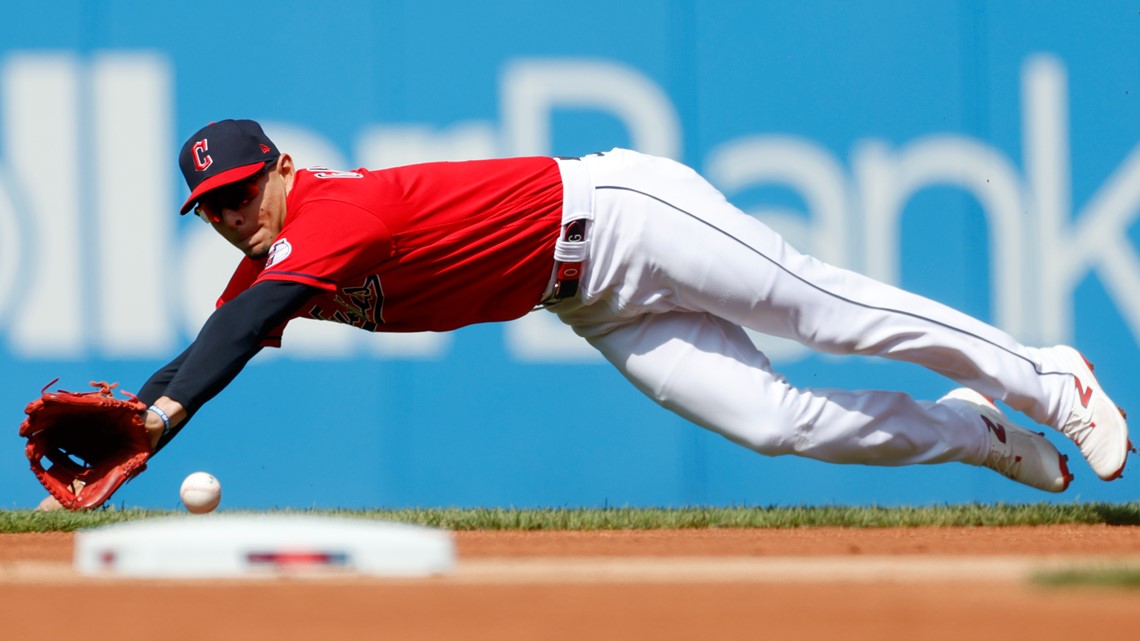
[216,157,564,341]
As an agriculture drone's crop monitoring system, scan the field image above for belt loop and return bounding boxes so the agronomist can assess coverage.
[550,218,588,301]
[542,157,595,305]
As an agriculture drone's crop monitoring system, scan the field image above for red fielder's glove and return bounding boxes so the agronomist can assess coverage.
[19,380,151,510]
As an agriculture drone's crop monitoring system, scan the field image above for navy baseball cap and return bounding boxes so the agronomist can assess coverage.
[178,119,280,215]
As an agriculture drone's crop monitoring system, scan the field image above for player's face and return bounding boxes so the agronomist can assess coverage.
[200,160,290,259]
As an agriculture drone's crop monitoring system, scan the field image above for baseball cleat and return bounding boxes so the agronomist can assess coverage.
[940,388,1072,493]
[1048,345,1132,481]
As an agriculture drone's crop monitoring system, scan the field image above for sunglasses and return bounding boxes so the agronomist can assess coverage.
[195,163,273,224]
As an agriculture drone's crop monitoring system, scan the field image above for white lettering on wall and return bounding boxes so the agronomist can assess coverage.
[1026,56,1140,347]
[357,122,500,167]
[3,54,85,357]
[0,172,21,332]
[501,59,681,159]
[91,52,175,356]
[0,53,1136,364]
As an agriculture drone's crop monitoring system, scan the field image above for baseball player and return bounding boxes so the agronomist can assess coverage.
[80,118,1139,505]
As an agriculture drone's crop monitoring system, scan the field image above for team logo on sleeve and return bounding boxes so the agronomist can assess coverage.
[266,238,292,268]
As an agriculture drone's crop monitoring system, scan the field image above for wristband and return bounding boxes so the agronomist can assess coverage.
[147,405,172,438]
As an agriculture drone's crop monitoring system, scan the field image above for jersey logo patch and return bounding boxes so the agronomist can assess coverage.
[266,238,292,269]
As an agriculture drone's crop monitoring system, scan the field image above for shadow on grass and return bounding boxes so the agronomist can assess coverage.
[1092,503,1140,526]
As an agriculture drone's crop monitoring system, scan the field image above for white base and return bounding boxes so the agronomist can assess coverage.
[74,514,455,579]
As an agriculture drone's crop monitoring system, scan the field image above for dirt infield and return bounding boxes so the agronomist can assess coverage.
[2,526,1139,640]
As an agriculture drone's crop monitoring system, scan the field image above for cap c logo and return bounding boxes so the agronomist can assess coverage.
[192,139,213,171]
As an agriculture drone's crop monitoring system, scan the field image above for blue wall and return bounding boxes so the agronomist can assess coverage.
[3,1,1139,509]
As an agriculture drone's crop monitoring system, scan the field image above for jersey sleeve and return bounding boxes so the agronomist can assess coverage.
[216,256,288,347]
[256,199,393,292]
[163,280,319,421]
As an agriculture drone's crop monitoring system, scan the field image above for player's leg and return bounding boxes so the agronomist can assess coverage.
[583,310,973,466]
[571,150,1056,422]
[577,310,1069,491]
[565,149,1128,479]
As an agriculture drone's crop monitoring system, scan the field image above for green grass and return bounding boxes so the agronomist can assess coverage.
[2,502,1139,533]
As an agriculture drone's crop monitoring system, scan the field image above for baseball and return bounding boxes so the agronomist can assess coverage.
[180,472,222,514]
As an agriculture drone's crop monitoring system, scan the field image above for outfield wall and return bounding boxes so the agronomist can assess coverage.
[2,1,1139,509]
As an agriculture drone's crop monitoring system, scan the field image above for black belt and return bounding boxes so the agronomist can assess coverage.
[547,218,588,303]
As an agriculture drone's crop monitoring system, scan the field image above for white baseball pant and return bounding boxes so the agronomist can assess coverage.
[549,149,1078,467]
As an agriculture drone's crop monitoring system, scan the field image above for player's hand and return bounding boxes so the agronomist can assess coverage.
[142,409,166,451]
[142,397,186,452]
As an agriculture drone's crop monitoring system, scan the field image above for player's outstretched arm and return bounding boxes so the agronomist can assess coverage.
[136,347,191,453]
[27,280,318,510]
[150,279,318,440]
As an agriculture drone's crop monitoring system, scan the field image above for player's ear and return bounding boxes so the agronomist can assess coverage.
[276,154,296,191]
